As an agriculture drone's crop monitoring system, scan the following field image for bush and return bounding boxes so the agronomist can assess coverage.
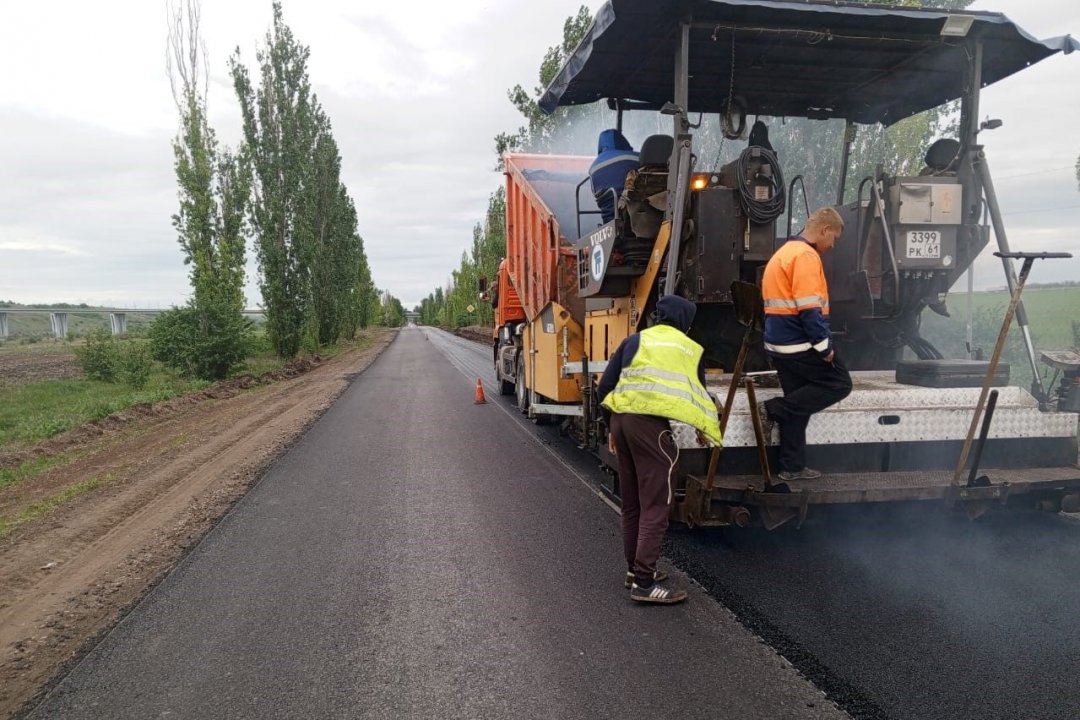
[246,331,274,356]
[149,308,193,374]
[149,303,251,380]
[117,342,153,388]
[75,329,118,381]
[300,326,320,356]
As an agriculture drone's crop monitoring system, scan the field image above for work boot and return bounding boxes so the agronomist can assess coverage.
[624,569,668,589]
[630,582,688,605]
[777,467,823,481]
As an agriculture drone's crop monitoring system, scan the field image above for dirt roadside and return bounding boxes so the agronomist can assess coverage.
[0,329,397,719]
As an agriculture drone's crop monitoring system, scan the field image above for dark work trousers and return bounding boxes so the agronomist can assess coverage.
[764,351,853,472]
[610,413,678,588]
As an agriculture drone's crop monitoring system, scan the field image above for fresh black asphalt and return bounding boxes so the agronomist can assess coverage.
[27,328,844,720]
[382,329,1080,720]
[668,504,1080,720]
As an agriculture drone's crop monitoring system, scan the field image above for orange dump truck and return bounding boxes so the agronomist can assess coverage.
[490,154,589,421]
[490,151,671,443]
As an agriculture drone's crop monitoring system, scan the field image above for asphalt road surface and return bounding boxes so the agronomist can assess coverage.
[27,327,843,720]
[419,329,1080,720]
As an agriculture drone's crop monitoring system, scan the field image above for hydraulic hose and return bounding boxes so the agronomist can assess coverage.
[735,146,786,224]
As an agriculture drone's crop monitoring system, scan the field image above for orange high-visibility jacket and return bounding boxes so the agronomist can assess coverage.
[762,237,832,356]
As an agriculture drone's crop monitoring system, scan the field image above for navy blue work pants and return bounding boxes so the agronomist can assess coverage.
[764,351,852,472]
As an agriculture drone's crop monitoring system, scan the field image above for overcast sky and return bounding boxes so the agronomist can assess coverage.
[1,0,1077,310]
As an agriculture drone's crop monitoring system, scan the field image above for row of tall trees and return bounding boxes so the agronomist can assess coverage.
[229,2,382,356]
[414,8,593,329]
[165,0,392,378]
[415,189,506,328]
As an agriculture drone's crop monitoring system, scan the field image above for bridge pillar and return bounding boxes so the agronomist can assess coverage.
[110,312,128,336]
[50,312,69,339]
[0,311,7,339]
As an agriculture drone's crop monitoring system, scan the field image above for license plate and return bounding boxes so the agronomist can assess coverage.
[906,230,941,259]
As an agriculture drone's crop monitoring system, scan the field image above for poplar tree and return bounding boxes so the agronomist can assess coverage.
[230,1,315,358]
[162,0,251,379]
[493,6,596,166]
[231,2,377,355]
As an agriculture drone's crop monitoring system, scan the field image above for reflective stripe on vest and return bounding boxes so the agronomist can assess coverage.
[601,325,723,446]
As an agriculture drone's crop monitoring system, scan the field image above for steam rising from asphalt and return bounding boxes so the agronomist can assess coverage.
[667,503,1080,719]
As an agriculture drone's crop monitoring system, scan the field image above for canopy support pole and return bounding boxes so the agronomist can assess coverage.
[662,21,692,298]
[836,121,855,206]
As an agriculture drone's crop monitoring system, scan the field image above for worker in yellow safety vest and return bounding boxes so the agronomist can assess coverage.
[598,295,721,605]
[760,206,853,482]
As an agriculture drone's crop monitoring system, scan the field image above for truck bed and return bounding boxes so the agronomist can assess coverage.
[503,153,595,322]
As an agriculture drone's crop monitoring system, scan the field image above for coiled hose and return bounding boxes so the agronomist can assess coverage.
[735,146,786,224]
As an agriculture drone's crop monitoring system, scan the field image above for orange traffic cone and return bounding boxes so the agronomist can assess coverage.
[474,378,487,404]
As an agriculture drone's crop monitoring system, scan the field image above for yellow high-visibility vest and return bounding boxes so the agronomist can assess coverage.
[602,324,722,446]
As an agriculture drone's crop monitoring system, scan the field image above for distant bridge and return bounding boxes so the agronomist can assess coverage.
[0,308,266,339]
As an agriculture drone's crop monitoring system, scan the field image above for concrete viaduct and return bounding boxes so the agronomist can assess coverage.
[0,308,266,340]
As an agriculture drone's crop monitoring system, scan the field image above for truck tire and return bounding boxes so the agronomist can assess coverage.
[515,359,529,414]
[498,358,514,396]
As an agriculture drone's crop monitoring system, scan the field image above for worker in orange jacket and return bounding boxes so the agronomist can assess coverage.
[760,207,852,481]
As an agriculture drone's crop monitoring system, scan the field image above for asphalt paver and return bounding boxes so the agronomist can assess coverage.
[28,327,843,719]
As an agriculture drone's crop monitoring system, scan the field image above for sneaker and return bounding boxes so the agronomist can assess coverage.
[777,467,823,481]
[630,582,688,605]
[756,402,775,438]
[624,569,668,589]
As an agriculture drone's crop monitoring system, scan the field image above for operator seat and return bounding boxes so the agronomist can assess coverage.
[920,138,961,175]
[620,134,674,239]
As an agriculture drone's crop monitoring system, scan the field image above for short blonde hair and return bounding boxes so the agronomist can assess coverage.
[805,207,844,234]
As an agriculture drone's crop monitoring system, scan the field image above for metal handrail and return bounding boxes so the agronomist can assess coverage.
[870,172,901,315]
[785,174,810,241]
[855,176,874,274]
[575,176,617,240]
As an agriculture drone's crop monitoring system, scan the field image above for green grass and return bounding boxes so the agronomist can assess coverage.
[0,328,382,489]
[238,331,377,376]
[932,287,1078,343]
[241,351,288,376]
[920,286,1080,390]
[0,450,87,492]
[0,474,109,540]
[0,329,384,451]
[0,372,209,450]
[0,327,388,533]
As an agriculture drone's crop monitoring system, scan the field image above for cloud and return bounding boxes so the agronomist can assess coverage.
[0,0,601,309]
[0,237,88,257]
[1,0,1075,311]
